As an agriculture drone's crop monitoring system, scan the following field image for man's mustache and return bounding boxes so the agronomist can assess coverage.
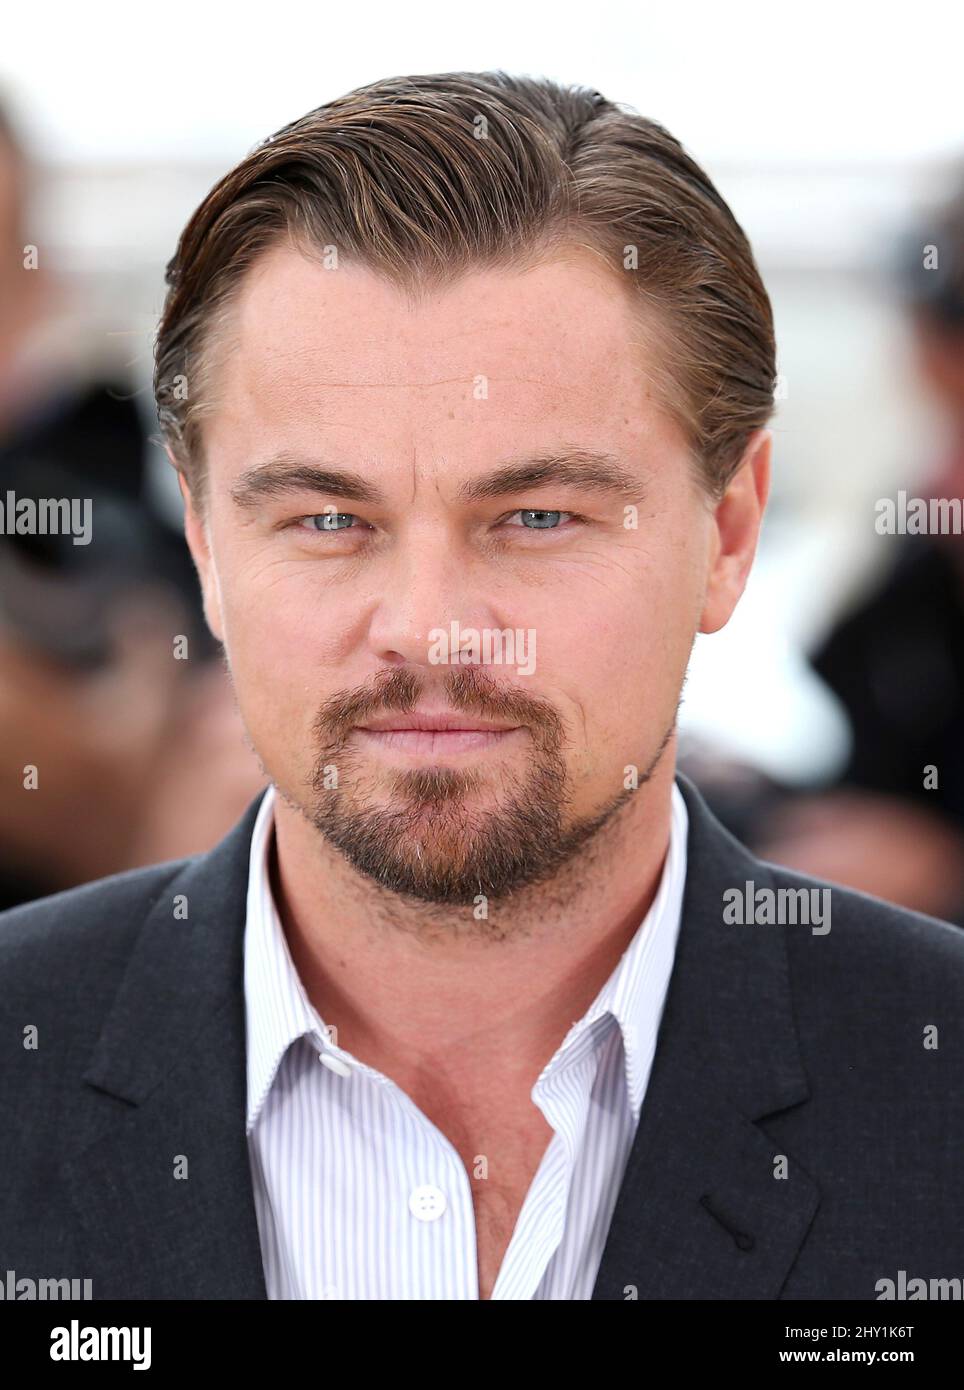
[311,665,562,747]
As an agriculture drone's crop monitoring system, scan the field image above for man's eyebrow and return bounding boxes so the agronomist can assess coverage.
[230,457,386,509]
[454,450,646,506]
[230,448,646,510]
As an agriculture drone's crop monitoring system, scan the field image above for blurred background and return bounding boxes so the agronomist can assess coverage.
[2,0,963,917]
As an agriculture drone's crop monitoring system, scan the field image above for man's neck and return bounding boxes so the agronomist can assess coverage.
[268,760,678,1096]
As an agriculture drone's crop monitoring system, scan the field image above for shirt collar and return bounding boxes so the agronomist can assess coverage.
[244,780,688,1134]
[564,781,688,1121]
[244,784,326,1134]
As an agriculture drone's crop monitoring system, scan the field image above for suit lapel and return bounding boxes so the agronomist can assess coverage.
[592,775,820,1299]
[57,775,818,1300]
[59,795,269,1299]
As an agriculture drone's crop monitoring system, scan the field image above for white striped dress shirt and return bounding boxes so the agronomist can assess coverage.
[244,781,688,1299]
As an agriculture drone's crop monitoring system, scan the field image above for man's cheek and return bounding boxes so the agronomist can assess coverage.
[219,614,300,721]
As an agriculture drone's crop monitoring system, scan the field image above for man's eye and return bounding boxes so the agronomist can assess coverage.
[298,512,361,532]
[503,509,576,530]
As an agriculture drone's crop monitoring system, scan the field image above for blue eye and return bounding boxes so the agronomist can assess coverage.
[302,513,358,531]
[506,509,571,529]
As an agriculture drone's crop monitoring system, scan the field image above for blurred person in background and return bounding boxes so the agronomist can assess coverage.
[0,95,264,908]
[751,171,964,923]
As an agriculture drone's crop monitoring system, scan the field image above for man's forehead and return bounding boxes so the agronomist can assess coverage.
[221,241,653,395]
[201,242,683,481]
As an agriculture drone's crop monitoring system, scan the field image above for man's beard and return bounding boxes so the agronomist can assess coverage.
[281,665,666,908]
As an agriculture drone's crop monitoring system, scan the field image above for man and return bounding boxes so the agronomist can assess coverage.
[2,71,963,1302]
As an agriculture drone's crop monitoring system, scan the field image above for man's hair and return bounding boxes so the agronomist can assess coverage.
[153,70,776,501]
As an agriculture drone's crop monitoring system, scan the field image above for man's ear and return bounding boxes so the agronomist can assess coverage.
[699,427,771,635]
[175,465,225,644]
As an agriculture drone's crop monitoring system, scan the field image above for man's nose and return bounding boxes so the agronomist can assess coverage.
[365,531,499,669]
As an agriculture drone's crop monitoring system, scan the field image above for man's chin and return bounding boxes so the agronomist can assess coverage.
[296,732,611,906]
[311,804,553,906]
[302,774,637,908]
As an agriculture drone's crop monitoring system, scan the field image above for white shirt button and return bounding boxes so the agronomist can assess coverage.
[408,1185,447,1221]
[317,1050,352,1077]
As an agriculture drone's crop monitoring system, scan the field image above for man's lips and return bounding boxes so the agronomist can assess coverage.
[352,712,524,756]
[356,711,521,733]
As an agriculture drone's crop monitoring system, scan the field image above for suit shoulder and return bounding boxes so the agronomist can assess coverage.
[0,857,194,986]
[765,859,964,993]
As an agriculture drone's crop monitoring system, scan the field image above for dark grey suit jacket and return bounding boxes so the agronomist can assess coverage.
[2,774,963,1300]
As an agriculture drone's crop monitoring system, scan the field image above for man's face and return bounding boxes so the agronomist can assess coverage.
[183,242,766,905]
